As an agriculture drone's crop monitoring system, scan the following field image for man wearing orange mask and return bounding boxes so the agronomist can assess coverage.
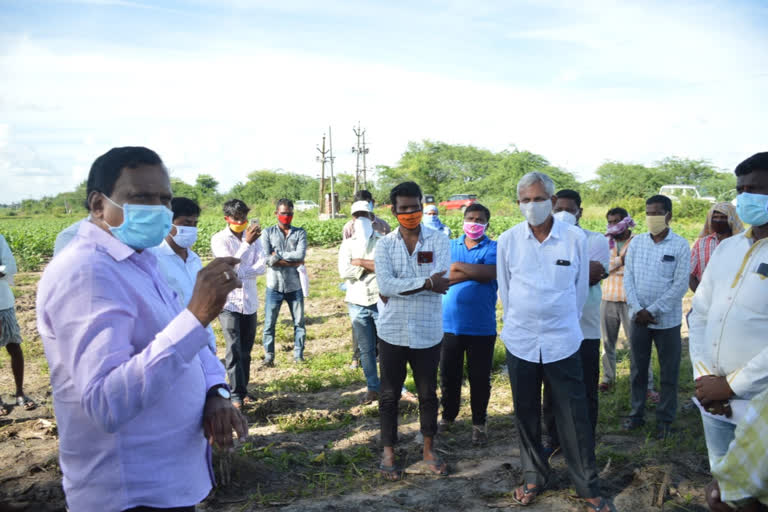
[211,199,266,408]
[374,181,451,480]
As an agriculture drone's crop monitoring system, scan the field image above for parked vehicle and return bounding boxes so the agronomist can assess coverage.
[439,194,477,211]
[295,200,320,211]
[659,185,715,203]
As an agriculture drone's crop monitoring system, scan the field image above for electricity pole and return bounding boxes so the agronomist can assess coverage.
[352,122,369,195]
[316,134,329,214]
[328,126,336,217]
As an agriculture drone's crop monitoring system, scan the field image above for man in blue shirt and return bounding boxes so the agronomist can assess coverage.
[439,203,498,446]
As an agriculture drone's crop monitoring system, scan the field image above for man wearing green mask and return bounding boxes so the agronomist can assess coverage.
[622,194,690,439]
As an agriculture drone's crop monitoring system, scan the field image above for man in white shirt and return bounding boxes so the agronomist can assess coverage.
[689,152,768,468]
[374,181,451,480]
[338,200,382,404]
[498,172,611,511]
[542,189,610,453]
[211,199,267,408]
[150,197,217,355]
[622,194,690,439]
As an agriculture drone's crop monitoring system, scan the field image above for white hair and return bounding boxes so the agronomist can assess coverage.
[517,172,555,198]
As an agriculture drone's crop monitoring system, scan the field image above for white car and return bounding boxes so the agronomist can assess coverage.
[659,185,716,203]
[295,200,319,211]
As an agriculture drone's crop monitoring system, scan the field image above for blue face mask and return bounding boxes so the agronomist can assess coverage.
[736,192,768,227]
[103,195,173,249]
[423,214,441,228]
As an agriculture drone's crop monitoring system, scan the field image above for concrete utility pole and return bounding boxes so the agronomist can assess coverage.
[352,122,370,195]
[316,134,329,214]
[328,126,336,217]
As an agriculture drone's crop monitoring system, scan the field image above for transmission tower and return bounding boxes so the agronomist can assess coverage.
[351,122,369,194]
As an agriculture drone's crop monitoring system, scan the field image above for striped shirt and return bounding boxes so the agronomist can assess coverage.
[690,233,719,281]
[602,235,633,303]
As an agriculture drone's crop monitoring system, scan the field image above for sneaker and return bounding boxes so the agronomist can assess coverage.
[361,390,379,405]
[437,419,454,433]
[472,424,487,446]
[260,358,275,368]
[621,417,645,431]
[646,390,661,404]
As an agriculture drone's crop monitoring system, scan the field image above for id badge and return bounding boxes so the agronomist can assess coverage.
[417,251,434,264]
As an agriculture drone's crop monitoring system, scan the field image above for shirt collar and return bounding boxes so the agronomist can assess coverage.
[458,233,488,249]
[395,226,427,243]
[78,219,135,262]
[524,217,562,240]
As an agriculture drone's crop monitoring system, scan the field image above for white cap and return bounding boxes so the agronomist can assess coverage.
[351,200,371,214]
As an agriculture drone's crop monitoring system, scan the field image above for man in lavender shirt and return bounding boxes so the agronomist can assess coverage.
[36,147,248,512]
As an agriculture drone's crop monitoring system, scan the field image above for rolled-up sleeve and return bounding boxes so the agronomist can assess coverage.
[374,237,425,297]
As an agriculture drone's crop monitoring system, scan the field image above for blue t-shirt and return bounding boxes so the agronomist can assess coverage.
[442,235,498,336]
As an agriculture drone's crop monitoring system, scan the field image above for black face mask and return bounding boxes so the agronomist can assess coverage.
[711,219,730,234]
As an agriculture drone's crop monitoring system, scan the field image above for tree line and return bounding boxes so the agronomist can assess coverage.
[3,141,736,216]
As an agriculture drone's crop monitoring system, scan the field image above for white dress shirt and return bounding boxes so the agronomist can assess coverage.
[581,228,611,340]
[0,234,17,310]
[210,227,267,315]
[374,227,450,349]
[497,219,589,364]
[150,240,217,354]
[623,229,690,329]
[54,218,87,256]
[689,230,768,421]
[338,233,381,307]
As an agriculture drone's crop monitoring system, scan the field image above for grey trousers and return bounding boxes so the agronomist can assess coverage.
[628,323,681,424]
[600,300,654,389]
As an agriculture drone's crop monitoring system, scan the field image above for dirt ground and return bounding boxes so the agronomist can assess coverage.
[0,247,712,512]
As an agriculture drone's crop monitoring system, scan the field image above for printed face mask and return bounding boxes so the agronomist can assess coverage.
[102,195,173,249]
[463,222,487,240]
[519,199,552,227]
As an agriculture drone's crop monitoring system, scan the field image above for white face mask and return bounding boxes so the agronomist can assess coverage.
[553,211,577,226]
[171,225,198,248]
[520,199,552,227]
[353,216,374,241]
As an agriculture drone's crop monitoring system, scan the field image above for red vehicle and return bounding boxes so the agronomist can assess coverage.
[439,194,478,212]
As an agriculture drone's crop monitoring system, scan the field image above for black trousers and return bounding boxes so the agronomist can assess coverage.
[218,310,258,402]
[439,333,496,426]
[506,350,600,498]
[543,339,600,445]
[378,338,441,447]
[123,506,195,512]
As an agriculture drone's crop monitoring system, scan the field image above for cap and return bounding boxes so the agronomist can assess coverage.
[351,200,371,214]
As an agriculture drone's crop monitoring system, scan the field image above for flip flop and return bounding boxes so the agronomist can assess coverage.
[511,484,541,506]
[424,457,448,477]
[379,462,401,481]
[15,396,36,411]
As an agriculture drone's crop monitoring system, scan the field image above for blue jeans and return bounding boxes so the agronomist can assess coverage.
[701,413,736,469]
[262,288,306,360]
[347,303,380,392]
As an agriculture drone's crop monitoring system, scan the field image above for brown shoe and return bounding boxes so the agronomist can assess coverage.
[361,390,379,405]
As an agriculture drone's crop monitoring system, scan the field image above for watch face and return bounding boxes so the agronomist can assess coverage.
[217,387,232,400]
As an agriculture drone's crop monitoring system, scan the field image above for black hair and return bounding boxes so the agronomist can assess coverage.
[606,207,629,219]
[464,203,491,222]
[354,190,374,202]
[277,198,294,210]
[646,194,673,214]
[555,189,582,208]
[223,199,250,218]
[171,197,201,220]
[85,146,164,210]
[389,181,422,210]
[735,152,768,176]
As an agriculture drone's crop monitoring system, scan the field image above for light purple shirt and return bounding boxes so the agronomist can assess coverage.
[36,221,226,512]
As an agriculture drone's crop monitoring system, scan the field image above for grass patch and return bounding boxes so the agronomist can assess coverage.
[276,410,355,433]
[266,350,363,392]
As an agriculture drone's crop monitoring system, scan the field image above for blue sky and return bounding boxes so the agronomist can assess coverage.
[1,0,766,203]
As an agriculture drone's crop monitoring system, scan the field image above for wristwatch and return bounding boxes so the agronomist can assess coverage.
[206,384,231,400]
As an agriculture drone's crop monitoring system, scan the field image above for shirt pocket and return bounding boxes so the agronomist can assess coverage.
[552,259,577,288]
[734,272,768,315]
[659,258,676,278]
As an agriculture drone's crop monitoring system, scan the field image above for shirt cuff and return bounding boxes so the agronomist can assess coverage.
[165,308,211,363]
[728,369,752,398]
